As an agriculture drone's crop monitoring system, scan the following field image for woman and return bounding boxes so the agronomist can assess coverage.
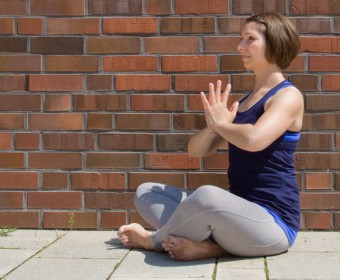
[118,12,303,261]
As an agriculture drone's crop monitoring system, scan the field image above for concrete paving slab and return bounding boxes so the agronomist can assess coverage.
[111,249,216,279]
[291,231,340,253]
[267,253,340,280]
[217,256,264,269]
[0,230,65,250]
[216,257,266,280]
[4,258,118,280]
[216,268,266,280]
[38,230,128,259]
[0,249,37,278]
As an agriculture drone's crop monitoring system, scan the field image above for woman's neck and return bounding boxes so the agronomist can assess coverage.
[253,65,284,93]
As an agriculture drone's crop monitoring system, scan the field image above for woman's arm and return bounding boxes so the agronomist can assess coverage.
[187,127,226,157]
[204,83,304,152]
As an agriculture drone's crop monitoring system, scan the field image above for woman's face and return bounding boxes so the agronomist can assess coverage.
[237,22,268,71]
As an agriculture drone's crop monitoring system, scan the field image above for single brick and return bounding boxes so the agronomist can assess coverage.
[43,133,95,150]
[305,212,332,230]
[101,211,127,229]
[174,74,228,92]
[29,74,83,92]
[31,37,84,54]
[86,113,113,130]
[27,192,82,209]
[0,132,12,149]
[0,18,14,34]
[173,113,206,130]
[42,172,68,189]
[44,212,97,229]
[322,75,340,91]
[161,17,215,34]
[204,153,229,170]
[157,133,191,151]
[103,17,157,34]
[146,0,171,15]
[300,36,340,53]
[88,0,142,15]
[46,56,99,72]
[129,172,185,189]
[232,0,287,15]
[221,55,246,72]
[85,192,134,209]
[310,56,340,72]
[73,95,127,111]
[305,172,332,190]
[145,37,199,54]
[0,95,41,111]
[295,18,332,34]
[0,55,42,72]
[0,38,27,53]
[86,153,141,169]
[204,37,240,53]
[291,75,318,91]
[0,212,39,228]
[15,133,40,150]
[144,153,200,170]
[47,18,100,34]
[0,75,25,91]
[187,172,229,190]
[103,56,158,72]
[0,114,25,130]
[115,74,171,91]
[162,55,218,72]
[174,0,228,14]
[130,94,185,111]
[98,133,154,151]
[298,133,333,151]
[29,152,83,169]
[295,152,330,169]
[115,113,171,131]
[71,172,126,190]
[87,75,113,91]
[30,0,85,16]
[218,17,247,34]
[306,95,340,111]
[87,37,141,54]
[0,192,23,208]
[231,74,255,91]
[0,152,25,169]
[29,113,84,130]
[291,0,340,15]
[0,0,26,15]
[45,94,71,112]
[18,18,43,35]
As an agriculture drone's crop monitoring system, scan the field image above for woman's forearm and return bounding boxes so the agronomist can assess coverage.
[188,127,222,157]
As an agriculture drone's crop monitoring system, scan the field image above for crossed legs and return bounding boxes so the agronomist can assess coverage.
[118,183,289,261]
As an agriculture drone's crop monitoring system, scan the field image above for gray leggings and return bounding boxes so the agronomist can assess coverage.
[134,182,290,257]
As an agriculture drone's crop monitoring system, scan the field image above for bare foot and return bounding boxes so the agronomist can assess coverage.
[117,223,154,250]
[162,235,225,261]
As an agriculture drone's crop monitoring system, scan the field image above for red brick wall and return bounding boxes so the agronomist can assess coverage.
[0,0,339,230]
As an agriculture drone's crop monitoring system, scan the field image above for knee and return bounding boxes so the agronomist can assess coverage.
[189,185,227,209]
[134,182,153,205]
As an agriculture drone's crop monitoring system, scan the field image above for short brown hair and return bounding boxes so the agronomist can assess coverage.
[245,13,300,69]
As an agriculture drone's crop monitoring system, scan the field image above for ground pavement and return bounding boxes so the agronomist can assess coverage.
[0,230,339,280]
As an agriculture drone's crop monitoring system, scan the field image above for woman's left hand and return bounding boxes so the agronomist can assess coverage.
[200,80,239,132]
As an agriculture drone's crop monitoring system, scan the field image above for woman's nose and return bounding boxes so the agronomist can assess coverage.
[237,39,245,52]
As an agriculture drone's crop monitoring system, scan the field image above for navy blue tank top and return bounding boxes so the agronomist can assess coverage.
[228,80,300,232]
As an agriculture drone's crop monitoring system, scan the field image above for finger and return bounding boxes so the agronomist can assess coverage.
[200,91,210,110]
[222,83,232,105]
[230,101,239,115]
[208,83,216,105]
[216,80,222,102]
